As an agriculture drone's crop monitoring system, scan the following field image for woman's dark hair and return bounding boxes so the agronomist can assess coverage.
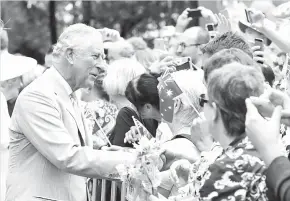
[125,73,159,110]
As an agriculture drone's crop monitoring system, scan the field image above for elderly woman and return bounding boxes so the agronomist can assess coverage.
[103,58,158,147]
[125,70,205,197]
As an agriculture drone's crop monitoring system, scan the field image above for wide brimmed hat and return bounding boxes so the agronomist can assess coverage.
[0,52,37,81]
[238,20,272,46]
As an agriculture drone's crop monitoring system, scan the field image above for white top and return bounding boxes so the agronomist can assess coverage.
[0,51,37,81]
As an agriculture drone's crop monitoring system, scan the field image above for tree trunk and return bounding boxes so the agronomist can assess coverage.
[49,1,57,44]
[83,1,91,25]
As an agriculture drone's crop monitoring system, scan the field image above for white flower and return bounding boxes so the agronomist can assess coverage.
[98,108,105,117]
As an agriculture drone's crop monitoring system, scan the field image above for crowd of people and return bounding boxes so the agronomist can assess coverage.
[1,0,290,201]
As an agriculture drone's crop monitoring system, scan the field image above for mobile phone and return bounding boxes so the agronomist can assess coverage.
[254,38,264,51]
[220,9,229,18]
[188,9,202,18]
[175,57,192,71]
[206,23,214,31]
[154,38,166,50]
[245,9,253,23]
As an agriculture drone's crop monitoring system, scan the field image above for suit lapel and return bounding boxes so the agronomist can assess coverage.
[67,101,86,146]
[44,68,87,146]
[81,111,93,147]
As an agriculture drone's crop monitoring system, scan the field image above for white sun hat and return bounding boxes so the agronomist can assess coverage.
[0,52,37,81]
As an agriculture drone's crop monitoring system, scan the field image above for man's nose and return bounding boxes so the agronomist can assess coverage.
[96,61,107,73]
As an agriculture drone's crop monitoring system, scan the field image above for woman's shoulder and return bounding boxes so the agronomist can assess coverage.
[115,107,140,124]
[117,106,138,117]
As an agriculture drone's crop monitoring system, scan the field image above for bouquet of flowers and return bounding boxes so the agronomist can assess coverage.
[116,136,163,201]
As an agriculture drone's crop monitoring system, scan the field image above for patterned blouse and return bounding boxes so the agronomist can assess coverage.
[198,136,275,201]
[80,100,118,148]
[170,137,276,201]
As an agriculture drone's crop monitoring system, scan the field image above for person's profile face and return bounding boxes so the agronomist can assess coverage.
[138,104,162,121]
[176,36,200,64]
[72,40,105,90]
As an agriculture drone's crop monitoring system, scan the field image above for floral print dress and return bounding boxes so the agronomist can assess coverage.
[80,100,118,149]
[170,137,276,201]
[198,136,275,201]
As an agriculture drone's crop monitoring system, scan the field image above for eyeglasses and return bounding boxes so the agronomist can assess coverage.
[178,42,201,50]
[199,94,209,107]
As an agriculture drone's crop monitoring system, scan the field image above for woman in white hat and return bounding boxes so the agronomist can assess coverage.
[0,29,37,201]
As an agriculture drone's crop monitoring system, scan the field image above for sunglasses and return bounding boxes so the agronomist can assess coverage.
[199,94,209,107]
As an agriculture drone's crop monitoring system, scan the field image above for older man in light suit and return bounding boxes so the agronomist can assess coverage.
[6,24,136,201]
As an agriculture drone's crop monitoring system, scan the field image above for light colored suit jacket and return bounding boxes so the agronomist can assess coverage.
[6,67,135,201]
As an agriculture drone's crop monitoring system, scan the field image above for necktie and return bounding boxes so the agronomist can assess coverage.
[70,93,85,146]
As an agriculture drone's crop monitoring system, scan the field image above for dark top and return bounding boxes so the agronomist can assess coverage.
[171,134,192,142]
[109,107,158,148]
[266,156,290,201]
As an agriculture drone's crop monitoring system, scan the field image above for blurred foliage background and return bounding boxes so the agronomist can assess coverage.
[0,0,288,64]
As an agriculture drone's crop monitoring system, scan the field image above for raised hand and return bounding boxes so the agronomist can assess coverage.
[175,8,193,33]
[199,6,218,24]
[215,13,231,34]
[149,56,177,74]
[250,87,290,126]
[245,98,285,166]
[124,126,141,144]
[252,45,265,65]
[98,27,121,42]
[246,8,266,32]
[190,114,213,152]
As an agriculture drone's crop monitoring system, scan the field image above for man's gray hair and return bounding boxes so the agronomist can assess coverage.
[207,62,264,137]
[52,23,102,58]
[103,58,146,96]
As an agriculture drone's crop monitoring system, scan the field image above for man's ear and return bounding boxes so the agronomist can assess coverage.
[65,48,74,65]
[173,98,181,114]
